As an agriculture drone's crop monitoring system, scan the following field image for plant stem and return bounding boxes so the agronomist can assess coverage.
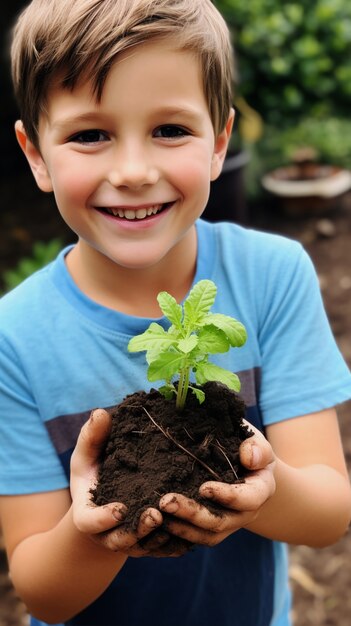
[176,366,190,411]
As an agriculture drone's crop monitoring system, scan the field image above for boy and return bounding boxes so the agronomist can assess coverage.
[1,1,351,625]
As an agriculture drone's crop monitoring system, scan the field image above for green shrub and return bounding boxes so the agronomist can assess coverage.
[214,0,351,127]
[258,117,351,171]
[2,239,63,293]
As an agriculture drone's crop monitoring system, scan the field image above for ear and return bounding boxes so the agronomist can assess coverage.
[210,108,235,181]
[15,120,53,192]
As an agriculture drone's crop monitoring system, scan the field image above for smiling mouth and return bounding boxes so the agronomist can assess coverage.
[97,202,173,220]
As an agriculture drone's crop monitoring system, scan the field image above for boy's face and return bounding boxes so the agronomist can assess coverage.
[18,41,232,272]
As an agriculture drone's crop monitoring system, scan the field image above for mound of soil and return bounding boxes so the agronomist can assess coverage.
[92,381,252,531]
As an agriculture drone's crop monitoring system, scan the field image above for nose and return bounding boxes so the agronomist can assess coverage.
[108,141,159,190]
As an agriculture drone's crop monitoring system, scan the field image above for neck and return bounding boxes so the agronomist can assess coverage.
[65,228,197,317]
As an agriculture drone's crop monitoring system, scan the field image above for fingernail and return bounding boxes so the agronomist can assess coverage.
[200,486,214,499]
[251,445,262,467]
[144,511,160,529]
[89,408,99,423]
[161,496,178,514]
[112,505,127,521]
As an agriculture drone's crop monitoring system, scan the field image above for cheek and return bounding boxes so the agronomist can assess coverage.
[171,149,213,197]
[50,161,97,208]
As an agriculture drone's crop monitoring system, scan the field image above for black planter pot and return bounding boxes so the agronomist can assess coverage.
[203,150,250,225]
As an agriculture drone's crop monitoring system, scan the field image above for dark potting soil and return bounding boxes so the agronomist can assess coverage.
[92,381,253,532]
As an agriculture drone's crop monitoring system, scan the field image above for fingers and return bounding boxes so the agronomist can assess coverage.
[159,492,238,534]
[239,421,275,470]
[76,498,193,558]
[159,494,242,545]
[92,506,193,558]
[199,425,276,519]
[159,461,276,546]
[200,467,276,512]
[73,501,127,535]
[96,507,167,555]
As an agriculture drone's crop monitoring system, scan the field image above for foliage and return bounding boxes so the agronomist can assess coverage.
[128,279,247,411]
[214,0,351,128]
[2,239,63,293]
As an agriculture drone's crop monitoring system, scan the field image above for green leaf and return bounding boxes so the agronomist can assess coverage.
[197,327,230,354]
[195,362,241,392]
[147,352,185,382]
[177,335,199,354]
[145,348,162,365]
[183,280,217,329]
[190,386,205,404]
[128,323,176,353]
[167,324,180,336]
[158,384,177,400]
[157,292,183,329]
[202,314,247,347]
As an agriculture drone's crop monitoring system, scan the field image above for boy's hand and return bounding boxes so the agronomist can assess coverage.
[158,422,276,546]
[70,409,177,557]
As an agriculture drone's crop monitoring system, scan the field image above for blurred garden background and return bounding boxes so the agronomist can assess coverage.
[1,1,351,624]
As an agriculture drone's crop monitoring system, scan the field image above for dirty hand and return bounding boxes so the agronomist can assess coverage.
[158,421,276,547]
[70,408,178,557]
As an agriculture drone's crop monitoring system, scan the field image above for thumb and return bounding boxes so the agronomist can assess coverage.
[239,421,274,470]
[70,409,126,534]
[72,408,111,470]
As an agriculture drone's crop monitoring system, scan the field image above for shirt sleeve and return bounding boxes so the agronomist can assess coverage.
[257,242,351,424]
[0,335,69,495]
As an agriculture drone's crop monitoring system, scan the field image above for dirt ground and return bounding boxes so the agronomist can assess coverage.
[0,171,350,626]
[255,193,351,626]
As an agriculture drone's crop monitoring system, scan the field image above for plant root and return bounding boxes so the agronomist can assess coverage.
[213,439,239,481]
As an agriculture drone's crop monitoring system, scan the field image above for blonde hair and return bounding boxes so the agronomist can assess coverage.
[11,0,234,148]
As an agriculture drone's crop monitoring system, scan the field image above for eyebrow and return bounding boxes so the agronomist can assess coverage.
[51,105,203,130]
[51,112,104,130]
[153,106,203,120]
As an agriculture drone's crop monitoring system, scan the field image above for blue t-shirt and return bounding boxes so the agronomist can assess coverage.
[1,219,350,626]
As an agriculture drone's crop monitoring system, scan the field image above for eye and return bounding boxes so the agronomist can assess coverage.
[153,125,190,139]
[68,129,109,144]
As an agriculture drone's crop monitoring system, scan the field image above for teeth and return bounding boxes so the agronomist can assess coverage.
[104,204,163,219]
[136,208,147,219]
[148,206,161,215]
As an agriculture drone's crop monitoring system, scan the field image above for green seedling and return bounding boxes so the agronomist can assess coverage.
[128,279,247,411]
